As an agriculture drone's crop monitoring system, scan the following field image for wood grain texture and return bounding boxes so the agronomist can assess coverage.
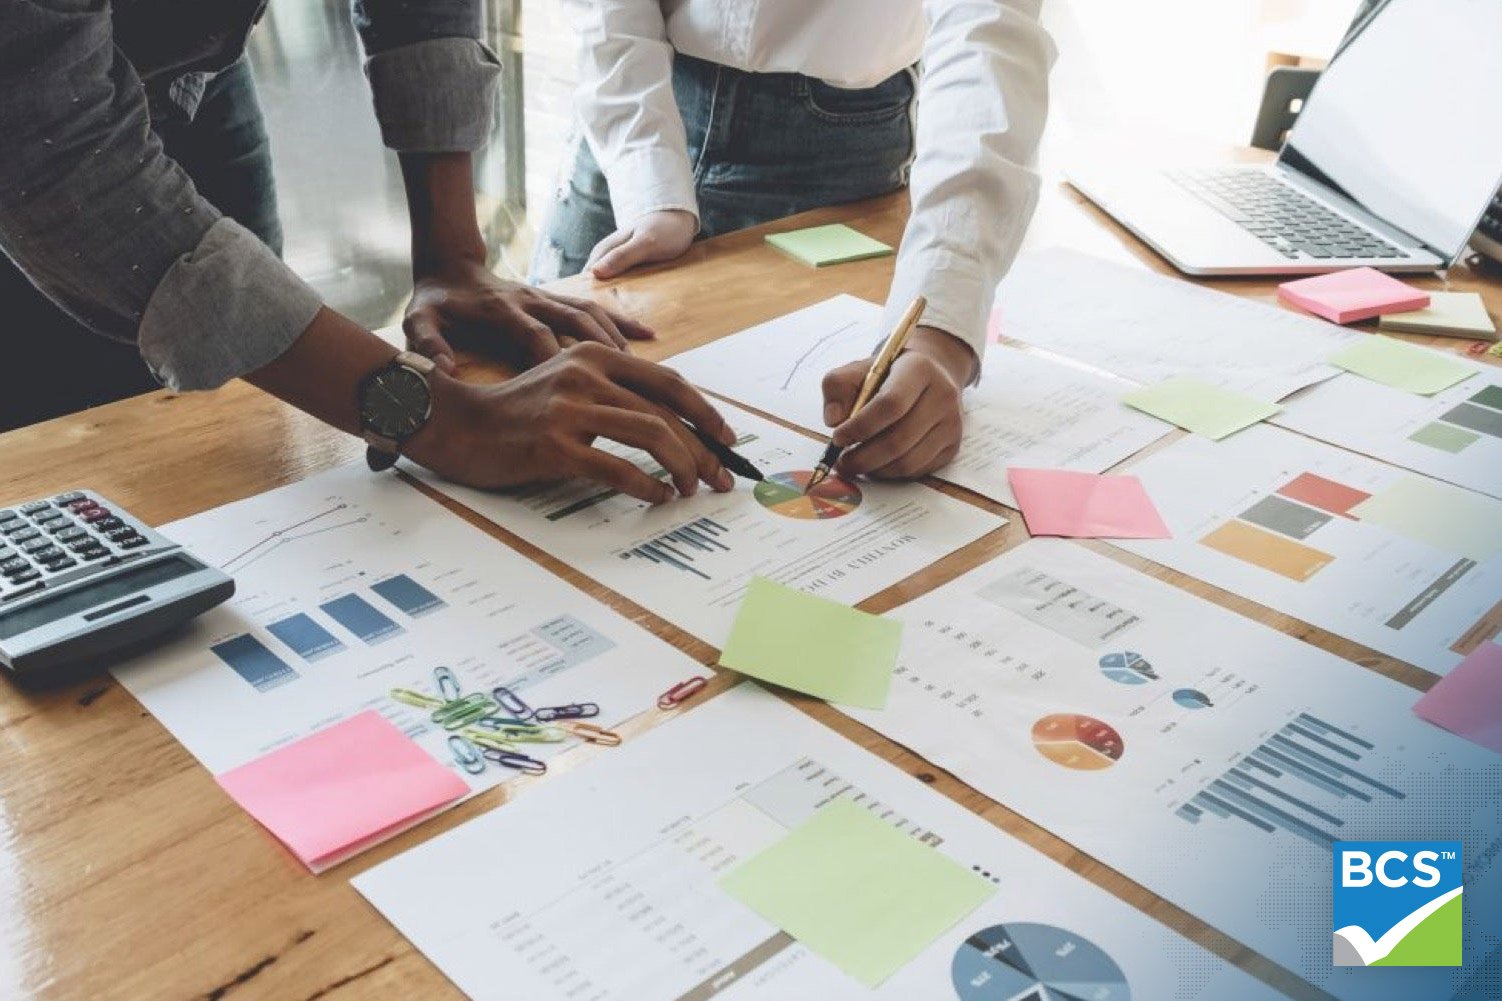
[0,173,1497,1001]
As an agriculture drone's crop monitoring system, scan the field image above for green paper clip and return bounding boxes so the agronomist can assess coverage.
[432,693,499,730]
[460,727,519,753]
[493,722,569,743]
[391,687,445,710]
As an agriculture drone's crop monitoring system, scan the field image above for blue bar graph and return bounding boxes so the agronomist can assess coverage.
[1175,712,1403,848]
[320,593,404,644]
[619,517,730,580]
[371,574,446,617]
[266,613,345,662]
[212,634,299,692]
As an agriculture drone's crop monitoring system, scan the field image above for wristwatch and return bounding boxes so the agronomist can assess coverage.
[358,350,437,472]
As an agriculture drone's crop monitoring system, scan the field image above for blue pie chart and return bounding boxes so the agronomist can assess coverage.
[1098,651,1157,686]
[952,922,1130,1001]
[1172,688,1214,710]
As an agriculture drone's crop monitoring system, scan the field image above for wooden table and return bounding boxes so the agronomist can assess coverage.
[1,164,1497,1001]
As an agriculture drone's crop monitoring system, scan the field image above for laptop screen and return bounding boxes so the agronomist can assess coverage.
[1281,0,1502,260]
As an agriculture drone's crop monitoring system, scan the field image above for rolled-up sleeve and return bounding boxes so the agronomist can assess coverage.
[884,0,1054,370]
[0,0,322,391]
[352,0,501,153]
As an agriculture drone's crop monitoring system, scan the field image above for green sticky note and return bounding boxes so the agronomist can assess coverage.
[1121,376,1280,440]
[1350,476,1502,562]
[719,799,995,987]
[1408,422,1479,454]
[719,577,900,708]
[765,224,893,267]
[1329,335,1479,395]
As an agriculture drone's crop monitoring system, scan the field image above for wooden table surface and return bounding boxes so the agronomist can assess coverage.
[1,161,1498,1000]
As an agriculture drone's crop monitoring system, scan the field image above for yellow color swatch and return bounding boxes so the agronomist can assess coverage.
[1200,519,1334,582]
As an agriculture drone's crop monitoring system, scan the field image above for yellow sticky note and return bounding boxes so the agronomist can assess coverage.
[1121,377,1280,440]
[719,577,900,708]
[719,799,995,987]
[1379,292,1497,341]
[1350,476,1502,562]
[765,224,893,267]
[1329,335,1479,395]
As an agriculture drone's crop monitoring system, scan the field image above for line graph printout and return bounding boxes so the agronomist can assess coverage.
[354,684,1285,1001]
[668,296,1175,506]
[1274,368,1502,500]
[1116,425,1502,674]
[843,541,1501,1001]
[112,465,699,811]
[408,403,1002,646]
[993,248,1352,400]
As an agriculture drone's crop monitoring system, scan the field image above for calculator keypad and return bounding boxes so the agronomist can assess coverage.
[0,491,167,603]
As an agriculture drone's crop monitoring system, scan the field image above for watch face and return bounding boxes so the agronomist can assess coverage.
[360,365,432,440]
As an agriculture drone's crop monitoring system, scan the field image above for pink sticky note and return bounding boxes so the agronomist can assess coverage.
[1413,643,1502,754]
[1277,268,1429,324]
[217,710,468,869]
[1007,468,1171,539]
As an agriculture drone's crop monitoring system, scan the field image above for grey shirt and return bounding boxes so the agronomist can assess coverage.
[0,0,500,390]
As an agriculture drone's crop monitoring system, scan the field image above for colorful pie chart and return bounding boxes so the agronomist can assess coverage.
[1031,713,1125,771]
[753,470,863,520]
[952,922,1131,1001]
[1098,651,1157,685]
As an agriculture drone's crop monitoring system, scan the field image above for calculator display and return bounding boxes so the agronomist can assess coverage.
[0,555,197,640]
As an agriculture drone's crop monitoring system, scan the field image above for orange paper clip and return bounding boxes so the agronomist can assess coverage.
[657,675,708,710]
[565,721,622,746]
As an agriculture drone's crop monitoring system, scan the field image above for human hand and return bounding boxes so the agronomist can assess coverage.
[585,209,698,280]
[405,341,737,503]
[404,258,654,373]
[819,326,976,480]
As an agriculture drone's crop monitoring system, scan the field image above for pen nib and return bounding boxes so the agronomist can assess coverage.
[803,466,829,495]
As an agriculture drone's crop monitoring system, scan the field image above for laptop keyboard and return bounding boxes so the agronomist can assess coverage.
[1168,168,1408,261]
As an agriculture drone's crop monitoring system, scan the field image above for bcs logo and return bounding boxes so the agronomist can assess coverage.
[1333,841,1462,967]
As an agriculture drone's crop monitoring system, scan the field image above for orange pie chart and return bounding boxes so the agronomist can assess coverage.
[1031,713,1125,771]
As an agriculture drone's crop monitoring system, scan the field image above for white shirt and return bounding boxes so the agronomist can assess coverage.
[562,0,1056,358]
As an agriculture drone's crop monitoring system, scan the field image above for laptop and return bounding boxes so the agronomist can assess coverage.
[1065,0,1502,276]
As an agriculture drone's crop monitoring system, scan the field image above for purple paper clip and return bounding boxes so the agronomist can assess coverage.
[532,702,601,722]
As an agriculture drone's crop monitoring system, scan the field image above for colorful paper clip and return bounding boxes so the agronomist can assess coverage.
[433,666,464,702]
[564,721,622,746]
[657,675,708,710]
[431,693,499,730]
[470,715,533,730]
[390,687,445,710]
[532,702,601,722]
[491,685,533,719]
[481,747,547,775]
[447,735,487,775]
[493,722,569,743]
[460,728,519,753]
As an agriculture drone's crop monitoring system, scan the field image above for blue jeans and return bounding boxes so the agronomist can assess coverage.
[1,56,280,430]
[532,52,916,282]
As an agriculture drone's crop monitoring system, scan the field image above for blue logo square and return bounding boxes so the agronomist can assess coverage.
[1332,840,1462,967]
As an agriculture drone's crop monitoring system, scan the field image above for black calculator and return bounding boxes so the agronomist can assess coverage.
[0,490,233,686]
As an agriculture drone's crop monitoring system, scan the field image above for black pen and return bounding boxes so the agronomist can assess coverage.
[686,422,764,482]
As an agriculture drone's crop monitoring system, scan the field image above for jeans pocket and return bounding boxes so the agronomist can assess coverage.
[801,69,915,124]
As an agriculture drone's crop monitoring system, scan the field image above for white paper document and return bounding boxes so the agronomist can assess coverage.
[1274,368,1502,499]
[354,683,1286,1001]
[1113,425,1502,673]
[995,248,1352,400]
[112,466,699,800]
[845,541,1501,1001]
[409,403,1003,646]
[669,296,1174,506]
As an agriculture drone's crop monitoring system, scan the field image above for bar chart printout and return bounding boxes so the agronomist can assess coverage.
[1175,712,1403,848]
[371,574,446,617]
[319,593,404,644]
[211,634,298,692]
[620,517,730,580]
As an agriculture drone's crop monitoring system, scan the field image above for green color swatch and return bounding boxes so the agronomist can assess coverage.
[1351,476,1502,562]
[765,224,893,267]
[1329,336,1478,395]
[719,577,900,708]
[1121,376,1280,440]
[1470,384,1502,411]
[719,799,995,987]
[1372,894,1464,967]
[1407,422,1478,454]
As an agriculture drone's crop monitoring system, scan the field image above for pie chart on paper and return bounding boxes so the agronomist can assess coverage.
[1098,651,1157,686]
[1031,714,1125,771]
[951,922,1131,1001]
[753,470,863,520]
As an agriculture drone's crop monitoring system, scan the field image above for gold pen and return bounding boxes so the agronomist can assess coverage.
[803,295,927,494]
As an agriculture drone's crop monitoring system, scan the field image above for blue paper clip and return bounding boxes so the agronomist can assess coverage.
[492,685,532,719]
[471,715,533,730]
[447,735,486,775]
[434,666,463,702]
[481,747,547,775]
[532,702,600,722]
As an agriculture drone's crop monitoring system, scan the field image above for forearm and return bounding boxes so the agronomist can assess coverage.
[401,151,486,277]
[244,308,400,435]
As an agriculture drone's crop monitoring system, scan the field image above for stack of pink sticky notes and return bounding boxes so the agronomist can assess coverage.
[1007,468,1170,539]
[1277,268,1429,324]
[1413,643,1502,754]
[217,710,469,871]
